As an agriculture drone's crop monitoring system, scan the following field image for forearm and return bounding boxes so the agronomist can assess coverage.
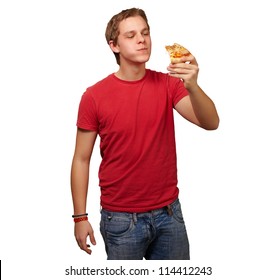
[187,84,219,130]
[168,54,219,130]
[71,158,90,215]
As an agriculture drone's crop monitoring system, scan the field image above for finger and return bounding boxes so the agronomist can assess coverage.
[167,65,194,75]
[79,240,92,254]
[84,244,92,254]
[168,61,195,68]
[168,72,188,79]
[89,232,97,245]
[76,236,91,254]
[180,54,197,65]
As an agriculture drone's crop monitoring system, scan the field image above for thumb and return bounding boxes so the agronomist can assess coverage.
[89,230,96,245]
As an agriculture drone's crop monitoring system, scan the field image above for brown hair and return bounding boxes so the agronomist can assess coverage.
[105,8,150,65]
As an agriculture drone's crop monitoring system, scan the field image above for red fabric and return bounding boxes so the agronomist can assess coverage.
[77,69,189,212]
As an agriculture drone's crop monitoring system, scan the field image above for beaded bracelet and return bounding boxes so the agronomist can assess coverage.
[72,213,88,218]
[74,216,88,223]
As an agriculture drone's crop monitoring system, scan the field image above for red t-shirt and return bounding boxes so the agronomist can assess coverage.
[77,69,188,212]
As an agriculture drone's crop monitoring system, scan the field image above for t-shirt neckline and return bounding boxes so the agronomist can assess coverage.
[111,69,149,84]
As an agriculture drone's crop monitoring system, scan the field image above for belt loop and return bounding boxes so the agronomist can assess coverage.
[166,204,173,216]
[132,213,137,224]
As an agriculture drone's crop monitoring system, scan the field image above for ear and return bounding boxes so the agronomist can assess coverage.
[109,40,120,53]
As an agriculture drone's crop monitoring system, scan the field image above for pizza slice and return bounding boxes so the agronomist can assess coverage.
[165,43,191,63]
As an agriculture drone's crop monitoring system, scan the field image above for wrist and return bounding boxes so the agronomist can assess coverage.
[185,82,199,93]
[72,213,88,223]
[72,213,88,218]
[73,216,88,223]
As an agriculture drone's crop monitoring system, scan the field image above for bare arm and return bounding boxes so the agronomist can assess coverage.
[71,128,98,254]
[168,55,219,130]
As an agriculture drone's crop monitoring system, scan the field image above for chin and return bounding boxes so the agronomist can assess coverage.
[137,54,151,63]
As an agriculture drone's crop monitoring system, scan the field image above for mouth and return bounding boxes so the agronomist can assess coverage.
[137,48,148,51]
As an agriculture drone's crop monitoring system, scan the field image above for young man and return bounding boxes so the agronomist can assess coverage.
[71,8,219,260]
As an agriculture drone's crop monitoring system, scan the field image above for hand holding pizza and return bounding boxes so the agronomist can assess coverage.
[166,43,199,91]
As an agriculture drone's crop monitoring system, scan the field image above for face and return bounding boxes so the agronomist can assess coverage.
[110,16,151,65]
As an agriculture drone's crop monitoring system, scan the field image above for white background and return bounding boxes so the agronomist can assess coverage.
[0,0,274,279]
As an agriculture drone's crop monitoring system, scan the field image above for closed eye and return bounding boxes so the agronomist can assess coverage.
[142,30,150,36]
[123,29,150,39]
[124,32,135,38]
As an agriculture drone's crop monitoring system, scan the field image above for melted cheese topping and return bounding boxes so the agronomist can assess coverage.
[165,43,190,58]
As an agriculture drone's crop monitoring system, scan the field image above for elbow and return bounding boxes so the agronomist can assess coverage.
[202,116,220,131]
[205,123,219,131]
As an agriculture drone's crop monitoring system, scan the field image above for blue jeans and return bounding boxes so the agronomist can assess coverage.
[100,199,190,260]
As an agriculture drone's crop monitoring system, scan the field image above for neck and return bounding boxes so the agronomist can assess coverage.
[115,63,146,81]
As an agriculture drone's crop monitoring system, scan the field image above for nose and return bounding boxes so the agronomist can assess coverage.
[136,32,145,43]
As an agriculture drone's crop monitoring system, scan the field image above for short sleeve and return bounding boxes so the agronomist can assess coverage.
[76,90,99,131]
[168,76,189,107]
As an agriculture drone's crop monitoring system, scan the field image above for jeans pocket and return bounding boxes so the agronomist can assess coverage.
[101,211,134,238]
[172,202,185,224]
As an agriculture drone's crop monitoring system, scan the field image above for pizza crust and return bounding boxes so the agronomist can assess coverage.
[165,43,190,63]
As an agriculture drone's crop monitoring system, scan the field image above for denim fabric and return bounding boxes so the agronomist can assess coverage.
[100,199,190,260]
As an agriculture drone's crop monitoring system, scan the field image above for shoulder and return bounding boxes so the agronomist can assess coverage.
[85,74,113,94]
[146,69,167,81]
[80,75,116,103]
[146,69,182,86]
[147,70,189,104]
